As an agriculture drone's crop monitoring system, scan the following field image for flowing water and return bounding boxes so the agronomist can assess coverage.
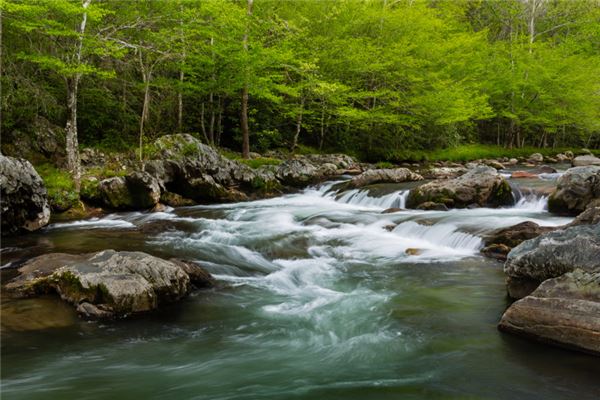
[2,175,600,400]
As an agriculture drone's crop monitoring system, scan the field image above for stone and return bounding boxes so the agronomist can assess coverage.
[406,165,512,209]
[572,155,600,167]
[504,224,600,299]
[346,168,423,189]
[547,166,600,215]
[528,153,544,163]
[481,243,512,261]
[485,160,505,170]
[98,171,161,210]
[405,248,423,256]
[421,166,467,179]
[4,250,215,319]
[416,201,448,211]
[568,204,600,226]
[0,155,51,235]
[484,221,555,249]
[381,207,404,214]
[276,158,321,187]
[498,269,600,355]
[146,134,280,200]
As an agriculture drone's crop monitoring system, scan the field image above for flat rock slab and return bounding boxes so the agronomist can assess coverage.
[499,269,600,355]
[5,250,214,319]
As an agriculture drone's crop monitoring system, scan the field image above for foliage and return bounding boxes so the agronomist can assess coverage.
[36,164,79,210]
[2,0,599,161]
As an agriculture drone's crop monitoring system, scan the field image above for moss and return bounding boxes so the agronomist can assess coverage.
[375,161,394,169]
[489,179,513,207]
[36,164,79,212]
[181,142,199,157]
[80,179,102,204]
[250,176,281,193]
[240,157,282,169]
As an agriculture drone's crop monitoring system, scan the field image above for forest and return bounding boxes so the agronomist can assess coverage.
[1,0,600,168]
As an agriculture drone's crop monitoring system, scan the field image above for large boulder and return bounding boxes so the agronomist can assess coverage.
[498,269,600,355]
[346,168,423,189]
[406,165,512,209]
[504,224,600,299]
[572,155,600,167]
[145,134,280,201]
[4,250,214,319]
[98,171,161,210]
[0,155,51,235]
[420,166,467,180]
[548,166,600,215]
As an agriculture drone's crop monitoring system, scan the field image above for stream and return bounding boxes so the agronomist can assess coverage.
[2,173,600,400]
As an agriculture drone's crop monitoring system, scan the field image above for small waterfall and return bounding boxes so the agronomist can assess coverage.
[392,221,483,252]
[334,189,409,209]
[513,195,548,211]
[509,181,548,211]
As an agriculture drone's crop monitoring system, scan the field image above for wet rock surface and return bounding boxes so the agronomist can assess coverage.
[499,269,600,355]
[548,166,600,215]
[1,155,51,235]
[406,165,512,209]
[4,250,215,319]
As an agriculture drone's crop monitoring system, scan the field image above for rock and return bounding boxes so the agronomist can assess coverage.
[346,168,423,189]
[160,191,196,207]
[498,269,600,355]
[381,207,404,214]
[405,248,423,256]
[421,166,467,179]
[484,221,555,249]
[481,244,511,261]
[547,166,600,215]
[304,154,358,170]
[555,153,570,162]
[504,224,600,299]
[276,158,321,187]
[80,148,108,167]
[528,153,544,163]
[511,171,538,179]
[0,155,51,235]
[170,259,216,288]
[564,151,574,159]
[531,165,557,174]
[151,203,168,213]
[485,160,505,170]
[416,201,448,211]
[406,165,512,209]
[572,155,600,167]
[76,302,114,319]
[507,158,518,166]
[98,171,160,210]
[146,134,280,200]
[568,204,600,226]
[4,250,215,319]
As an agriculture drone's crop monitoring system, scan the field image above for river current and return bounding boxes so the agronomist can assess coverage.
[2,175,599,399]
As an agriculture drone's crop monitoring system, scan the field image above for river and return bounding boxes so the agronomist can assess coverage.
[2,175,600,399]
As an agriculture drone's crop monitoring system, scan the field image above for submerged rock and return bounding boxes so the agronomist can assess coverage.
[548,166,600,215]
[346,168,423,189]
[4,250,215,319]
[0,155,51,235]
[504,224,600,299]
[406,165,512,209]
[499,269,600,355]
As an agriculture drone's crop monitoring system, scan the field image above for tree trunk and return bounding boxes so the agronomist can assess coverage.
[208,92,215,145]
[216,95,223,146]
[139,76,150,165]
[241,0,254,159]
[319,101,326,150]
[65,77,81,191]
[64,0,91,192]
[178,69,184,132]
[200,102,209,143]
[291,97,305,152]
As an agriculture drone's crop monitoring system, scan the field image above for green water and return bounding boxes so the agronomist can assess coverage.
[1,182,599,399]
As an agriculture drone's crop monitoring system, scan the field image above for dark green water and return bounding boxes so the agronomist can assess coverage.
[2,181,599,399]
